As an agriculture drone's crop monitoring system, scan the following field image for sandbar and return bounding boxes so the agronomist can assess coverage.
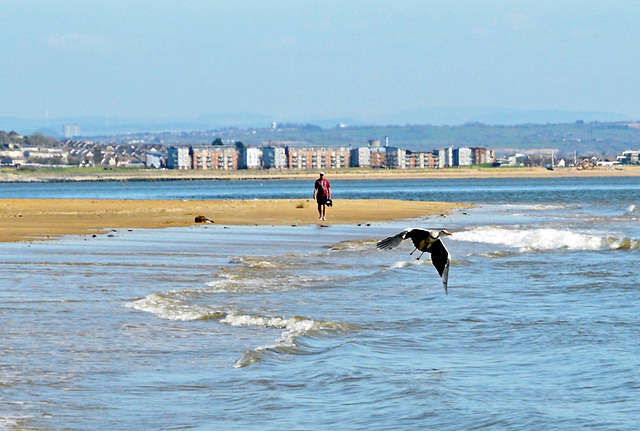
[2,165,640,182]
[0,198,469,242]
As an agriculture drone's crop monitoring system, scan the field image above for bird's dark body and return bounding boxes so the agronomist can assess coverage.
[425,239,449,277]
[376,227,452,294]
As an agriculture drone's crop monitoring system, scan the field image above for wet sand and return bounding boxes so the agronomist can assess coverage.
[0,198,469,242]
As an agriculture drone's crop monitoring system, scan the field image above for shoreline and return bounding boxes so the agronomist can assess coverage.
[0,198,470,242]
[2,165,640,182]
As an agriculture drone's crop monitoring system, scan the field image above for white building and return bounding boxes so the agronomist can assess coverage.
[145,150,163,168]
[453,147,472,166]
[617,150,640,164]
[64,124,80,138]
[508,153,527,166]
[350,146,371,167]
[263,146,287,169]
[167,146,191,169]
[243,147,261,169]
[437,147,453,168]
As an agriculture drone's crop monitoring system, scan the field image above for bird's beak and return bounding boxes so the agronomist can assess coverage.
[444,231,452,236]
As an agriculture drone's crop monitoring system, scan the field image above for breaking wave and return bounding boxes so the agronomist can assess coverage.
[452,226,639,252]
[126,291,356,368]
[502,203,580,211]
[387,260,423,270]
[327,239,377,252]
[125,292,223,321]
[205,271,334,293]
[228,315,356,368]
[229,256,282,269]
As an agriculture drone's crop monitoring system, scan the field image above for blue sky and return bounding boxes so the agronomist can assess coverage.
[2,0,640,123]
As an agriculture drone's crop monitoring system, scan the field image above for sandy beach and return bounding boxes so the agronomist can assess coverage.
[0,198,468,242]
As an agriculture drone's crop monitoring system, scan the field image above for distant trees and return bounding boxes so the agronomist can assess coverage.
[0,131,58,148]
[0,131,12,146]
[25,132,58,147]
[211,138,223,146]
[93,148,103,165]
[28,155,65,165]
[0,130,25,147]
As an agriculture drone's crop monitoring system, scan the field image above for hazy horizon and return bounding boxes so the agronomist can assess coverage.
[3,1,640,126]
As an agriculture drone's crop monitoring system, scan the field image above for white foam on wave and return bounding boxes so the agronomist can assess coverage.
[230,256,278,269]
[222,314,317,347]
[452,226,637,252]
[328,239,377,252]
[205,271,326,293]
[501,203,578,211]
[388,259,423,270]
[125,293,214,321]
[229,314,354,369]
[126,291,354,368]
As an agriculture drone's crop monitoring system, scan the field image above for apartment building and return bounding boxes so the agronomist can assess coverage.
[385,147,406,169]
[241,147,262,169]
[167,146,191,169]
[263,146,287,169]
[190,146,238,170]
[350,146,371,167]
[287,147,350,170]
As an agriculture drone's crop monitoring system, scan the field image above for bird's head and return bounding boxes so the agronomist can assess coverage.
[440,229,452,236]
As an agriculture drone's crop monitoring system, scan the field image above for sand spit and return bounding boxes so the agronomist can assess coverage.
[0,198,469,242]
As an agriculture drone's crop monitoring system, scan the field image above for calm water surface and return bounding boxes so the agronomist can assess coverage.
[1,177,639,430]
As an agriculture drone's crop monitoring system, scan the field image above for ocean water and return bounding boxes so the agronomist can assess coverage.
[1,177,639,430]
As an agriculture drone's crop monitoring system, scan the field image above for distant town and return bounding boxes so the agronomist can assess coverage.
[1,125,639,172]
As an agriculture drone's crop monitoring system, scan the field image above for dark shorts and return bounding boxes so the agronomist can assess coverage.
[316,195,328,205]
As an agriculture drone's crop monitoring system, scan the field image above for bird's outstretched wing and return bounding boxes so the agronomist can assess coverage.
[426,239,451,295]
[376,229,411,250]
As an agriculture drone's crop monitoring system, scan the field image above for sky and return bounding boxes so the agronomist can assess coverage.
[2,0,640,123]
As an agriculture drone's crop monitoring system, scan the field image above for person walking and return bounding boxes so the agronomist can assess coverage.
[313,171,331,221]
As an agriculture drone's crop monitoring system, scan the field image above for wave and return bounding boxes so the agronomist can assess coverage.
[452,226,639,252]
[126,292,356,368]
[501,203,580,211]
[225,315,354,368]
[205,271,334,294]
[327,239,377,252]
[388,260,422,270]
[125,292,223,321]
[229,256,282,269]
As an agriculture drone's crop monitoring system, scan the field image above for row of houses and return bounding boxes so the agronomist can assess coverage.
[166,143,495,171]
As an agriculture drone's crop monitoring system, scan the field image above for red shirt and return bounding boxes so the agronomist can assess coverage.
[315,178,330,197]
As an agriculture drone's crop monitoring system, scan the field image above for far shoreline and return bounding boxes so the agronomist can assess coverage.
[2,165,640,183]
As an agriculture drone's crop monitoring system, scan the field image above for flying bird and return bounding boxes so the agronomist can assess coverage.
[377,228,452,294]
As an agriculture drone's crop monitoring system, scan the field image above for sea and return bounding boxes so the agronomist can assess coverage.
[1,176,639,430]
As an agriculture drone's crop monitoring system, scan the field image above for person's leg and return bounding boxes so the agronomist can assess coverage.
[322,204,326,220]
[317,203,322,219]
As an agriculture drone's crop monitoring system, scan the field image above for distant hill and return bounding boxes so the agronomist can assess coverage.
[0,113,276,137]
[232,122,640,157]
[349,107,632,127]
[1,107,633,137]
